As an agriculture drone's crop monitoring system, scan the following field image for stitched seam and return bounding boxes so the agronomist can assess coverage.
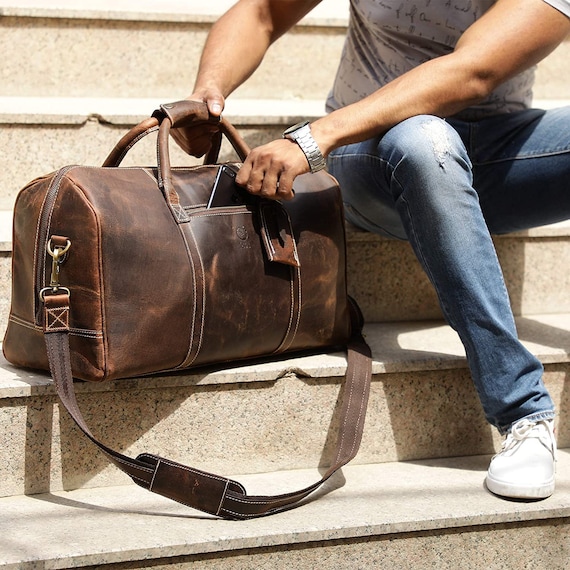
[333,358,366,466]
[107,455,153,478]
[260,206,276,259]
[219,508,259,519]
[114,126,159,165]
[33,187,51,317]
[274,267,295,353]
[179,223,204,368]
[189,223,206,367]
[128,473,151,485]
[282,208,300,265]
[69,329,103,339]
[34,166,77,319]
[274,265,302,354]
[334,363,356,465]
[219,502,297,519]
[142,455,235,486]
[289,266,302,348]
[45,306,69,331]
[109,455,153,477]
[149,459,160,491]
[9,314,103,337]
[174,226,198,368]
[190,211,253,220]
[8,315,37,330]
[225,495,288,506]
[217,480,231,516]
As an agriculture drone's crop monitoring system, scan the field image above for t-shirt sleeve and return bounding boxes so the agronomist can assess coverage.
[542,0,570,17]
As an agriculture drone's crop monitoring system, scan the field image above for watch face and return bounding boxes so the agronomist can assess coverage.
[283,120,309,136]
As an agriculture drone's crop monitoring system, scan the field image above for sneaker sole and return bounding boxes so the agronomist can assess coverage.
[485,475,555,499]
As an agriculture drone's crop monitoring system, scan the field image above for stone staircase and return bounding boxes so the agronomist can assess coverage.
[1,1,569,568]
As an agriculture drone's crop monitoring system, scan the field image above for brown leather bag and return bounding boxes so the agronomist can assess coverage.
[3,100,371,519]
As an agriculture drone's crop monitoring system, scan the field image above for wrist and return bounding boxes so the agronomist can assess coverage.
[282,121,327,173]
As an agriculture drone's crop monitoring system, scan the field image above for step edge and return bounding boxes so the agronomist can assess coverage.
[1,450,569,569]
[1,312,569,400]
[0,97,568,126]
[0,1,349,27]
[0,96,329,126]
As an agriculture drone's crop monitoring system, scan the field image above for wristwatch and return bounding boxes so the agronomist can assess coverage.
[283,121,327,173]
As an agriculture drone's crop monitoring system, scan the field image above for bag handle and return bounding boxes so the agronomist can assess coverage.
[102,101,251,223]
[103,100,250,167]
[42,291,371,520]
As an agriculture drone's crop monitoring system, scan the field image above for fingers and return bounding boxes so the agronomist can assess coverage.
[170,87,311,195]
[188,89,225,118]
[171,123,219,157]
[207,98,224,117]
[235,139,308,201]
[169,90,226,157]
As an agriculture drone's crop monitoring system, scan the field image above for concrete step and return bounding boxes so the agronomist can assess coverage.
[348,219,570,322]
[1,313,569,498]
[1,449,569,569]
[0,211,9,339]
[0,0,567,100]
[0,0,347,101]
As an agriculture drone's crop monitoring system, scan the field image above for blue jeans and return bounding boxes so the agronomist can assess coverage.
[328,108,570,434]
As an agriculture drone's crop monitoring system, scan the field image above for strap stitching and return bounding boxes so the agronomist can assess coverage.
[45,305,69,331]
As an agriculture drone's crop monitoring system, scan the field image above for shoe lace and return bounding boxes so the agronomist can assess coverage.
[501,419,557,458]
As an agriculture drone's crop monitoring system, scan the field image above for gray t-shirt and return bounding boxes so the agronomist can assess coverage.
[326,0,570,118]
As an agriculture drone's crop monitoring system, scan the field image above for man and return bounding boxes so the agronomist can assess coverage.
[174,0,570,499]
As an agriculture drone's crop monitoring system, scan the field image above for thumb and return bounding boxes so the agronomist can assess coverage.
[207,97,225,117]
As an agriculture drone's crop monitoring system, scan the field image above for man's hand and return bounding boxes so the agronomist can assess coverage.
[236,138,310,201]
[170,89,225,158]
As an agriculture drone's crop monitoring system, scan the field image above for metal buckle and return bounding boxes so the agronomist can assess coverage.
[39,238,71,302]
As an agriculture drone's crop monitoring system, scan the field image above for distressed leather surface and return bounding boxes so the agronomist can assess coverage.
[4,104,350,382]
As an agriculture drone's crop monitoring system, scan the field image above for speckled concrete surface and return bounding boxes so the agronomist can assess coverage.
[0,15,344,100]
[346,227,570,321]
[1,314,568,497]
[0,450,569,569]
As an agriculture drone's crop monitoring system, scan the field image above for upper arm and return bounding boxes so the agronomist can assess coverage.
[455,0,570,91]
[247,0,324,43]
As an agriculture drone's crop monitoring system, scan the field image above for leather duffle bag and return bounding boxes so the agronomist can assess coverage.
[3,100,372,520]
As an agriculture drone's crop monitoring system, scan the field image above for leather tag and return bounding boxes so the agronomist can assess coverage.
[259,202,300,267]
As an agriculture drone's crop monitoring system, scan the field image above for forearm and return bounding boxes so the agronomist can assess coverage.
[193,3,272,98]
[192,0,320,99]
[312,54,488,155]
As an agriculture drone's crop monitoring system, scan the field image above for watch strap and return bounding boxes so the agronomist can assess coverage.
[283,122,326,173]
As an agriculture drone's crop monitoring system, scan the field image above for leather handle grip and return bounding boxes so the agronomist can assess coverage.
[102,100,252,224]
[102,100,251,167]
[155,102,252,223]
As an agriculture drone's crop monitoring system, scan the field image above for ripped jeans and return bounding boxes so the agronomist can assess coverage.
[328,109,570,433]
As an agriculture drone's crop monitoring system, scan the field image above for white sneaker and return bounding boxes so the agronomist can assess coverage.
[485,418,556,499]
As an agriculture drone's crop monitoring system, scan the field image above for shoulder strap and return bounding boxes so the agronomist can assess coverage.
[43,293,371,520]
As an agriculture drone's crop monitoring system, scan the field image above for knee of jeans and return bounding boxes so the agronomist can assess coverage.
[381,115,467,170]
